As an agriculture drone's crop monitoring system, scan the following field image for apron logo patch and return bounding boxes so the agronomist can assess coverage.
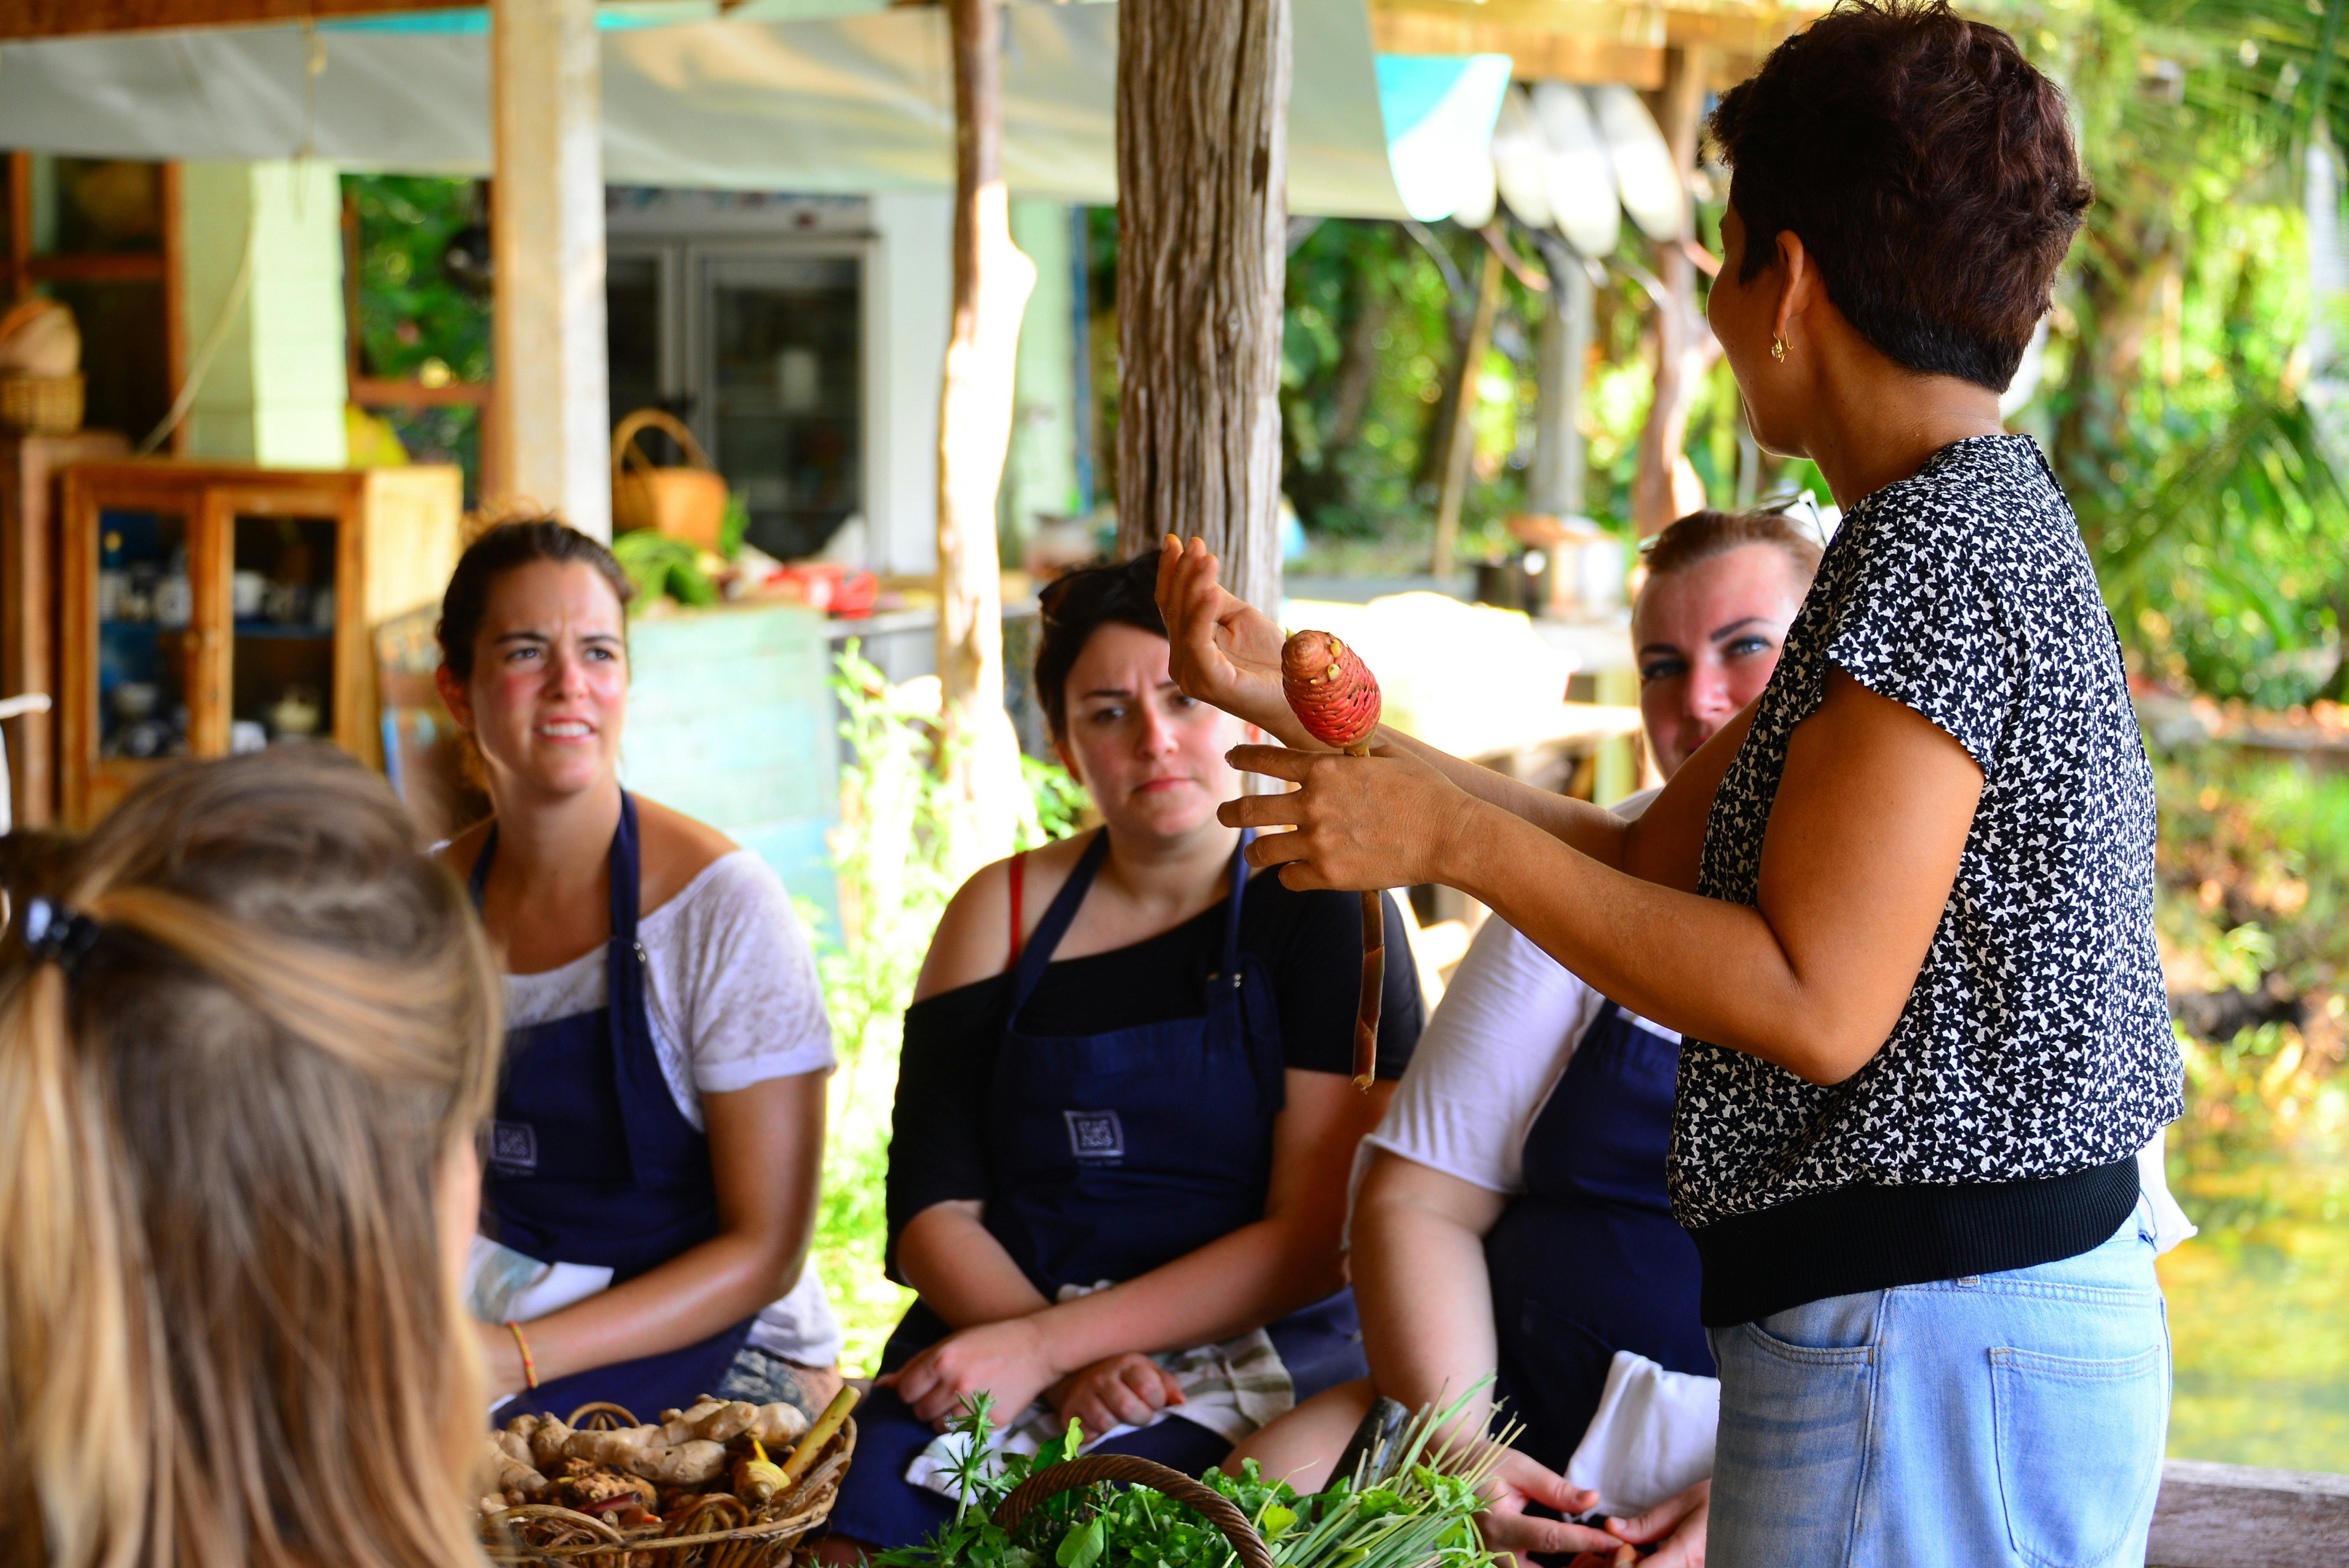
[489,1120,539,1173]
[1064,1109,1125,1162]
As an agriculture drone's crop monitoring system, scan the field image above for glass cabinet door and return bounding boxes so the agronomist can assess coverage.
[94,507,195,763]
[228,511,345,756]
[699,254,862,561]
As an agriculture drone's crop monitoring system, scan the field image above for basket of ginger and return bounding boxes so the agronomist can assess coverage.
[479,1386,858,1566]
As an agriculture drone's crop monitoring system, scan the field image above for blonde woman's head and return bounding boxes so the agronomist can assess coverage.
[0,748,502,1568]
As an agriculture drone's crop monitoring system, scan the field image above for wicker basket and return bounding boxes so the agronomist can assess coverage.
[611,408,728,551]
[0,374,84,435]
[991,1455,1274,1568]
[479,1401,858,1567]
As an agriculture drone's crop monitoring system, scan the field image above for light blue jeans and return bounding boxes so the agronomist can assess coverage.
[1707,1197,2170,1568]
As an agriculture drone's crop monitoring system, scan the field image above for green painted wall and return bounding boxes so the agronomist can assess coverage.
[178,160,349,467]
[621,600,840,926]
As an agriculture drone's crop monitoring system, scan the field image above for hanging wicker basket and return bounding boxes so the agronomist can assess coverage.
[611,408,729,551]
[990,1455,1275,1568]
[0,374,84,436]
[479,1401,857,1568]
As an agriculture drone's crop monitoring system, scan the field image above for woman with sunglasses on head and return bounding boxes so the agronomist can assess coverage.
[816,555,1425,1560]
[1158,5,2181,1564]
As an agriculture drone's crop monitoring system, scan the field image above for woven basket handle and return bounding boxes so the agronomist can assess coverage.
[610,408,713,480]
[989,1455,1274,1568]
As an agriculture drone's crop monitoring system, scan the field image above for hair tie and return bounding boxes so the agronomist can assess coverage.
[22,896,100,971]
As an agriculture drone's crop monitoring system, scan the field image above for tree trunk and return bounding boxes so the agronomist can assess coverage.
[1110,0,1293,615]
[1529,251,1593,520]
[1631,46,1712,537]
[1431,244,1503,581]
[936,0,1037,873]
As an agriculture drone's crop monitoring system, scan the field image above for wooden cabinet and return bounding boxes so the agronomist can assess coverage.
[1,429,131,827]
[57,461,462,829]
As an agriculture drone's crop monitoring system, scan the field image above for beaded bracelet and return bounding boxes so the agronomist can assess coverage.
[505,1319,539,1390]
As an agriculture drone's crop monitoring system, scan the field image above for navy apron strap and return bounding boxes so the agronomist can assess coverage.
[467,822,499,909]
[608,792,643,940]
[1005,829,1111,1016]
[1210,829,1253,983]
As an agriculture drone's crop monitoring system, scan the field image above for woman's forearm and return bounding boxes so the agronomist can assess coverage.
[898,1203,1053,1328]
[511,1228,807,1386]
[1031,1215,1347,1376]
[1444,804,1843,1079]
[1352,1185,1502,1435]
[1372,726,1632,869]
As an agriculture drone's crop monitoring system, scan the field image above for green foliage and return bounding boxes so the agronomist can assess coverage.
[1977,0,2349,706]
[879,1393,1506,1568]
[611,529,718,608]
[1020,754,1090,846]
[342,173,492,494]
[803,651,1096,1370]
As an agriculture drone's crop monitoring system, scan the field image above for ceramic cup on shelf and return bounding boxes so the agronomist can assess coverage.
[98,569,129,621]
[268,685,323,742]
[230,719,267,755]
[153,574,192,630]
[232,570,267,620]
[111,682,159,722]
[311,586,336,631]
[261,579,310,626]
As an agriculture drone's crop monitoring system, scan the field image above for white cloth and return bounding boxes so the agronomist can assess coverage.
[1359,782,2194,1505]
[1564,1351,1719,1518]
[483,848,844,1367]
[902,1283,1296,1499]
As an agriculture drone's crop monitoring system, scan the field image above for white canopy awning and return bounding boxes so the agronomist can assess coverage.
[0,0,1412,218]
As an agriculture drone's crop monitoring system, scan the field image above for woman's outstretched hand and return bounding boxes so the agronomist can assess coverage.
[1154,535,1309,748]
[879,1315,1060,1430]
[1220,743,1474,893]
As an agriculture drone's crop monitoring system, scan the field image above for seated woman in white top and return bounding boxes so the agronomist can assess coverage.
[1227,508,1821,1567]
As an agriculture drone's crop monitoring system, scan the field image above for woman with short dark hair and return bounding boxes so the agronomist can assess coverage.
[816,555,1426,1559]
[1157,4,2178,1563]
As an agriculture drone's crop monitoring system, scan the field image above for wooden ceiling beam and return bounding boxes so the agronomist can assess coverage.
[0,0,476,44]
[1370,0,1813,64]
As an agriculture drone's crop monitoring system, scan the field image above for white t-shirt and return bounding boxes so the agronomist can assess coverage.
[490,848,844,1366]
[1359,789,2196,1507]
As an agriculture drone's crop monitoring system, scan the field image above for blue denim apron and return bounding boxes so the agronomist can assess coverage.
[828,829,1365,1547]
[1485,1001,1715,1473]
[471,793,757,1420]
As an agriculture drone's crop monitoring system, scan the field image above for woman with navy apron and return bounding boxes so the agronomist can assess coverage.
[1228,509,1829,1566]
[817,557,1424,1559]
[433,519,839,1422]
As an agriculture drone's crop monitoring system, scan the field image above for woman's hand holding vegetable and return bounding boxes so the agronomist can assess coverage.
[1154,536,1318,750]
[880,1314,1063,1428]
[1471,1450,1621,1564]
[1219,743,1474,894]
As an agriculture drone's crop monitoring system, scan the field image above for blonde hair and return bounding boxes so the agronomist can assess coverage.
[0,749,503,1568]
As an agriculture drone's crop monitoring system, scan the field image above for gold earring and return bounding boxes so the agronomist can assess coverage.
[1770,336,1787,363]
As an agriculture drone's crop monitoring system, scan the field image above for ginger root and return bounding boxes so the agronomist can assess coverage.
[747,1401,808,1447]
[520,1413,573,1471]
[659,1396,758,1445]
[735,1438,787,1507]
[563,1425,729,1486]
[481,1435,549,1500]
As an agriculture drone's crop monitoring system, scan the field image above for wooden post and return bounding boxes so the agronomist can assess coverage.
[1631,46,1712,537]
[1109,0,1293,615]
[489,0,610,537]
[1431,242,1503,583]
[1530,256,1592,519]
[936,0,1037,870]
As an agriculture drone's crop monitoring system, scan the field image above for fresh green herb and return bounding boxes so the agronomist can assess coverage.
[611,527,717,608]
[876,1390,1511,1568]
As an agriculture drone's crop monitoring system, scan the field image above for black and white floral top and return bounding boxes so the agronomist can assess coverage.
[1673,435,2182,1326]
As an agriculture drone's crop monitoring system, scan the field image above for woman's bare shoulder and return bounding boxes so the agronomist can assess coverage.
[913,833,1091,1002]
[633,796,740,911]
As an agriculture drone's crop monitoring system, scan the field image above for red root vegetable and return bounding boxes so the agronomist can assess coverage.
[1280,629,1386,1090]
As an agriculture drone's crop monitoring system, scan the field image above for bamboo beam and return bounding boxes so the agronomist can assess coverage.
[1432,243,1502,582]
[488,0,610,536]
[0,0,474,41]
[934,0,1035,869]
[1631,45,1712,536]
